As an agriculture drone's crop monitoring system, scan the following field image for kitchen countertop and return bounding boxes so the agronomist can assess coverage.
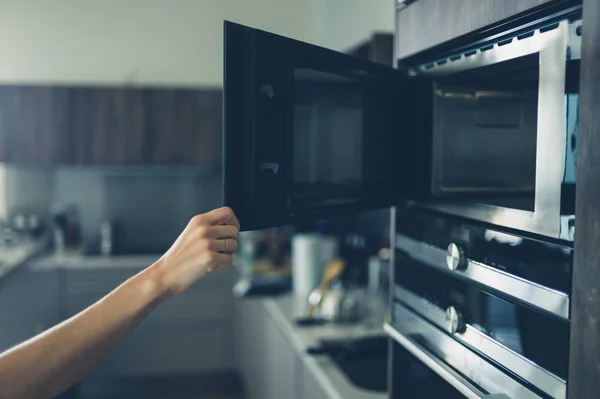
[261,295,388,399]
[28,251,162,271]
[0,237,51,280]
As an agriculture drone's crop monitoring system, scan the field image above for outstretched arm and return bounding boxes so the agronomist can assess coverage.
[0,207,240,399]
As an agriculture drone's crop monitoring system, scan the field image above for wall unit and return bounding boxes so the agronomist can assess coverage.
[0,85,222,166]
[395,0,572,59]
[394,0,596,398]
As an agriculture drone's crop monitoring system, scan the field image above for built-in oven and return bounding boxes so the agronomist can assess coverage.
[387,207,571,399]
[395,208,572,320]
[406,8,581,240]
[223,6,581,237]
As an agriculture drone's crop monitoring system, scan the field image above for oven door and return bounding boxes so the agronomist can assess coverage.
[223,21,434,231]
[386,306,546,399]
[411,15,580,240]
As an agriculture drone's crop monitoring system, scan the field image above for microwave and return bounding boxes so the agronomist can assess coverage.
[223,7,581,237]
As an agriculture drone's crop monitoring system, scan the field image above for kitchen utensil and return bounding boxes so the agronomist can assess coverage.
[292,234,338,298]
[320,284,363,323]
[306,258,345,318]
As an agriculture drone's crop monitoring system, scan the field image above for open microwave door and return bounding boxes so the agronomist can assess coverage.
[223,21,433,231]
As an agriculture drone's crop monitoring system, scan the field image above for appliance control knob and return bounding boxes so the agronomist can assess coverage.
[446,243,466,271]
[445,306,465,334]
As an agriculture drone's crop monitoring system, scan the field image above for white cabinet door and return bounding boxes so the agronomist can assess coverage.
[0,268,60,352]
[265,318,298,399]
[301,363,332,399]
[64,266,235,376]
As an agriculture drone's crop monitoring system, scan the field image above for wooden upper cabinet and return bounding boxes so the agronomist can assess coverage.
[395,0,563,60]
[71,87,148,164]
[0,85,222,166]
[0,86,71,165]
[146,89,222,164]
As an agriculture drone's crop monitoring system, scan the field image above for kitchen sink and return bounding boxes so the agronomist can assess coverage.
[307,335,389,393]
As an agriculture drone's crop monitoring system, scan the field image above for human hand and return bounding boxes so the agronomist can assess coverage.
[152,207,240,296]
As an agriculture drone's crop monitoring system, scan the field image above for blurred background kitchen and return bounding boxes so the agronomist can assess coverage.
[0,1,393,398]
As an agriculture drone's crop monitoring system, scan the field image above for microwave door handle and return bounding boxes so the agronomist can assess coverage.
[384,323,490,399]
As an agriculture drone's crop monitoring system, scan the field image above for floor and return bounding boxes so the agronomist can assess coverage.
[62,373,245,399]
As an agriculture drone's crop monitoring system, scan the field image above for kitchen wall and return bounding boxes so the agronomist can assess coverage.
[52,166,221,252]
[0,0,319,87]
[0,163,53,221]
[314,0,395,51]
[0,0,395,86]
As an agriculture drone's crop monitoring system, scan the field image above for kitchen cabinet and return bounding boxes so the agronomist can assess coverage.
[347,33,394,67]
[234,298,338,399]
[0,86,71,165]
[58,264,234,377]
[301,365,330,399]
[0,268,61,351]
[395,0,567,60]
[0,85,222,166]
[146,89,222,164]
[234,299,300,399]
[70,87,148,164]
[568,1,600,398]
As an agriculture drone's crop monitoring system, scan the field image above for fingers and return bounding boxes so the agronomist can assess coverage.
[201,225,239,240]
[208,252,234,270]
[204,238,238,254]
[194,207,240,229]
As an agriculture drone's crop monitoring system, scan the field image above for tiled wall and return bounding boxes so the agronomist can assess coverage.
[1,163,222,253]
[52,166,222,252]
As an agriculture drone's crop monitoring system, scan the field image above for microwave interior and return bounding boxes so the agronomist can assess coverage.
[429,52,579,215]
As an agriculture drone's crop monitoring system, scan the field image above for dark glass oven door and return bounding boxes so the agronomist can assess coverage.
[223,21,433,231]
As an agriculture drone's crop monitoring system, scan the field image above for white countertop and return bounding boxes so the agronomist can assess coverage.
[0,237,51,280]
[261,295,388,399]
[28,251,162,271]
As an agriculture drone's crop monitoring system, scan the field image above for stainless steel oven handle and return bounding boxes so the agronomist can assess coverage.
[386,304,545,398]
[384,323,491,399]
[394,286,567,399]
[395,234,570,320]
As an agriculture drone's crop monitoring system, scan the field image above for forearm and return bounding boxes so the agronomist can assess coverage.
[0,263,168,399]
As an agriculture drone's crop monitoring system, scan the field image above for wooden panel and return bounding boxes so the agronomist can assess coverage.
[346,33,394,66]
[395,0,565,60]
[569,1,600,397]
[147,88,222,164]
[0,86,71,165]
[71,87,148,164]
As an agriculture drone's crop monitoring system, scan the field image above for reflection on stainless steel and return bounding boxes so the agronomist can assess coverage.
[396,234,570,319]
[384,323,488,399]
[416,20,576,239]
[386,305,544,399]
[394,286,567,399]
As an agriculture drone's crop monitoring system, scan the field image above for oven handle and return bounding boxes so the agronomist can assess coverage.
[395,233,570,320]
[384,323,508,399]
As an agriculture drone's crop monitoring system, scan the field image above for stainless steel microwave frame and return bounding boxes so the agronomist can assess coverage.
[410,16,581,240]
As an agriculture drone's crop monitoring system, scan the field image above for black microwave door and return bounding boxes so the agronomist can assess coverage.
[223,21,433,231]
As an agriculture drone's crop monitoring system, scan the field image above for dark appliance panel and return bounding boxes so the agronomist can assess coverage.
[223,21,434,231]
[395,208,572,320]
